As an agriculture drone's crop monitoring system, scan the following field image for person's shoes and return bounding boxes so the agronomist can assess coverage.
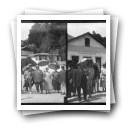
[79,100,82,103]
[84,98,87,102]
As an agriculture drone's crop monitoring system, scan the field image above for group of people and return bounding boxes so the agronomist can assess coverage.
[21,59,106,102]
[67,58,106,102]
[22,64,66,95]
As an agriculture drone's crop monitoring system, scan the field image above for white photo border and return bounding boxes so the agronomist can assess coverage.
[17,15,110,110]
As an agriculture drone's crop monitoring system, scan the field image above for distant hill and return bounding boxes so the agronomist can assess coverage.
[68,34,73,40]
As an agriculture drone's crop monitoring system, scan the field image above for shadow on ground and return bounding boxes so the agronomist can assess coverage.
[21,97,33,100]
[68,93,106,103]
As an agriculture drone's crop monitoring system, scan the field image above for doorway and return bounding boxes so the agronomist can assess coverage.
[72,55,79,63]
[96,57,101,71]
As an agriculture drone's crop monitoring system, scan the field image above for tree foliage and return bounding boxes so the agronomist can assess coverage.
[92,31,106,47]
[28,23,66,54]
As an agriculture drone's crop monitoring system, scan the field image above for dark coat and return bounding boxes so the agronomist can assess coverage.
[93,64,100,79]
[81,70,87,89]
[75,69,82,87]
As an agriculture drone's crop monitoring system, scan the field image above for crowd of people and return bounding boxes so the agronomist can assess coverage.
[21,64,66,95]
[21,58,106,103]
[67,58,106,103]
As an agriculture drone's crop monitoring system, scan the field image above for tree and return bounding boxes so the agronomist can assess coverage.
[92,31,106,47]
[28,23,66,56]
[21,39,29,47]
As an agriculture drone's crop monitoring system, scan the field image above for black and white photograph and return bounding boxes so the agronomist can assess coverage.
[20,21,67,107]
[17,15,110,110]
[66,22,107,104]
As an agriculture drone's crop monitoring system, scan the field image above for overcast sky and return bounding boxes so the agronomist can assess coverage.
[68,23,106,37]
[21,23,34,40]
[21,23,106,40]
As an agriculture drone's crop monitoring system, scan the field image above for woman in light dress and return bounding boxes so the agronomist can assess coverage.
[100,64,106,92]
[43,67,53,93]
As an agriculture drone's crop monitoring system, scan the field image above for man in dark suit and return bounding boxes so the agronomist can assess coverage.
[78,62,88,101]
[75,64,82,102]
[32,65,43,94]
[67,65,75,98]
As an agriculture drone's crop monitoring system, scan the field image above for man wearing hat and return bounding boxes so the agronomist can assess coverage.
[75,64,83,102]
[92,63,100,93]
[59,66,66,94]
[67,63,75,98]
[32,65,44,94]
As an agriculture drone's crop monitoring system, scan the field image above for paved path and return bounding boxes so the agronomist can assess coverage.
[67,92,106,103]
[21,93,65,103]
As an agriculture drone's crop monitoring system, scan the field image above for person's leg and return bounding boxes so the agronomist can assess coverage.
[35,82,39,93]
[64,83,66,94]
[96,76,99,92]
[83,87,87,101]
[52,79,56,93]
[56,80,59,93]
[92,79,95,93]
[40,82,43,94]
[91,80,94,95]
[89,80,93,98]
[77,86,81,102]
[28,78,32,93]
[67,83,71,97]
[25,79,29,93]
[61,83,63,94]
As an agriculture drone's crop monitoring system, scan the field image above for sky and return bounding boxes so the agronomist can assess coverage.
[21,22,106,40]
[21,23,34,40]
[68,23,106,37]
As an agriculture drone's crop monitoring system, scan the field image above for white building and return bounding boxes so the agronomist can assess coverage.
[30,53,60,63]
[21,46,34,59]
[68,32,106,69]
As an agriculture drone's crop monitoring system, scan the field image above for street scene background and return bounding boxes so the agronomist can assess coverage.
[21,22,67,103]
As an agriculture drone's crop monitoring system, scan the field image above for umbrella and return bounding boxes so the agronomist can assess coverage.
[38,60,49,66]
[48,63,60,70]
[21,57,37,69]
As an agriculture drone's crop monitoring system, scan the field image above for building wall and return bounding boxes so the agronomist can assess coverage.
[68,34,105,49]
[68,51,106,65]
[31,54,62,63]
[68,34,106,66]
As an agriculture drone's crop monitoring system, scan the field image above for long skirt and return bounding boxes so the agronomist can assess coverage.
[87,79,93,95]
[44,77,53,92]
[52,78,60,90]
[100,77,106,88]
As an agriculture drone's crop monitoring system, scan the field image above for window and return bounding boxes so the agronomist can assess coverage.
[44,55,47,60]
[57,56,59,61]
[85,38,90,47]
[72,56,79,63]
[39,56,42,60]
